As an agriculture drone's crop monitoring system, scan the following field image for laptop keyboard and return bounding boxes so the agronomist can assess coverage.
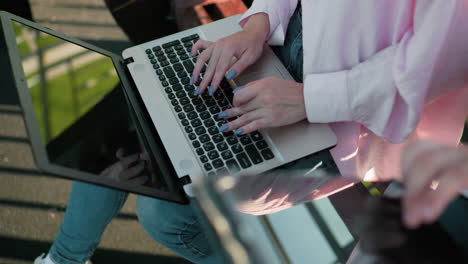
[145,34,274,177]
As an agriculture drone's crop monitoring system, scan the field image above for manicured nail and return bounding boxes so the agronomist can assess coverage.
[234,129,244,135]
[226,69,237,80]
[218,111,228,119]
[218,124,229,132]
[189,52,193,57]
[194,86,201,96]
[208,86,214,96]
[232,85,245,94]
[189,75,194,85]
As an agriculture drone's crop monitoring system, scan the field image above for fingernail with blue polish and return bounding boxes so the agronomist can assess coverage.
[189,75,194,85]
[194,86,201,96]
[234,129,244,135]
[218,124,229,132]
[218,111,228,119]
[208,86,214,96]
[189,52,193,57]
[226,69,237,80]
[232,85,245,94]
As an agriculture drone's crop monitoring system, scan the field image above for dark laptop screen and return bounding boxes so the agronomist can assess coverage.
[11,20,162,187]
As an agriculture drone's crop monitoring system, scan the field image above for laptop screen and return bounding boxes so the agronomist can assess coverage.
[11,20,165,188]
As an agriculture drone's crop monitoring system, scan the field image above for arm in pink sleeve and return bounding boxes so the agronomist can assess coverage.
[239,0,298,46]
[304,0,468,143]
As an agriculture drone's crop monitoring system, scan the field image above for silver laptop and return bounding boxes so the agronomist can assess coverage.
[1,11,336,202]
[122,15,337,195]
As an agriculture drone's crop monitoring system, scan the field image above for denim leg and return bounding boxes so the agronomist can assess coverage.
[136,195,221,264]
[49,181,129,264]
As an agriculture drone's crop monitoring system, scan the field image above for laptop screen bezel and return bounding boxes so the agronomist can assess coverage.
[0,11,189,204]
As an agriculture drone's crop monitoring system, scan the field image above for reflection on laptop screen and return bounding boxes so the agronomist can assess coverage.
[11,21,152,185]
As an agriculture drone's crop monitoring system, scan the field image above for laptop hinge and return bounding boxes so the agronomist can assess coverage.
[123,57,134,65]
[178,175,192,187]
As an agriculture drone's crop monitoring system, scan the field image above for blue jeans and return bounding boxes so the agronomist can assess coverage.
[49,181,220,264]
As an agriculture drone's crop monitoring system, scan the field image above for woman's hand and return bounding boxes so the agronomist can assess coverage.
[402,141,468,229]
[100,148,149,185]
[191,13,269,96]
[217,77,307,135]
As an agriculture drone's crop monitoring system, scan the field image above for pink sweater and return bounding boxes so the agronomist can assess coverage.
[234,0,468,215]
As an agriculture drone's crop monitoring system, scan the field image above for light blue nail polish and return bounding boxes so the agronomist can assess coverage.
[232,85,245,94]
[194,86,201,96]
[234,129,244,135]
[208,86,214,96]
[226,69,237,80]
[189,52,193,57]
[218,124,229,132]
[189,75,194,85]
[218,111,228,119]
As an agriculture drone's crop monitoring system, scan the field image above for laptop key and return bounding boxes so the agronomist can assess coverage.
[208,150,219,160]
[251,131,263,141]
[180,97,190,105]
[261,149,274,160]
[178,113,186,119]
[165,87,172,93]
[256,140,268,150]
[172,84,183,92]
[162,81,169,87]
[187,111,197,120]
[183,104,194,113]
[164,48,173,53]
[177,49,186,56]
[196,148,204,156]
[188,133,196,140]
[168,93,175,100]
[155,50,164,56]
[221,150,233,160]
[176,90,186,98]
[191,119,202,127]
[216,167,229,176]
[174,105,182,112]
[212,159,224,169]
[204,119,215,127]
[240,136,252,145]
[173,63,184,72]
[208,127,218,135]
[160,61,169,67]
[169,77,179,85]
[203,142,215,151]
[181,119,189,126]
[177,71,187,78]
[148,53,154,59]
[204,163,213,171]
[157,55,167,62]
[183,60,194,72]
[163,67,175,78]
[199,134,210,143]
[150,59,156,64]
[171,99,178,106]
[236,153,252,169]
[245,144,263,164]
[159,75,166,81]
[181,77,190,85]
[193,140,201,148]
[232,144,243,154]
[226,159,240,173]
[195,127,206,135]
[152,46,161,52]
[209,106,220,114]
[168,52,177,58]
[205,98,217,107]
[185,126,193,133]
[146,49,152,54]
[185,85,195,92]
[180,54,189,61]
[200,111,210,120]
[156,69,163,75]
[200,155,208,163]
[217,142,228,152]
[192,98,203,105]
[195,104,207,112]
[226,136,238,145]
[153,64,160,69]
[170,57,179,64]
[212,134,224,143]
[184,41,192,48]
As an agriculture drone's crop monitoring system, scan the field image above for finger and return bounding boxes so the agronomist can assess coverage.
[232,82,259,106]
[119,161,146,181]
[192,46,213,88]
[419,166,468,225]
[219,110,263,133]
[225,51,255,81]
[209,49,236,95]
[115,148,125,160]
[199,45,224,93]
[127,175,148,185]
[404,147,463,201]
[217,99,260,120]
[191,39,212,57]
[232,118,268,135]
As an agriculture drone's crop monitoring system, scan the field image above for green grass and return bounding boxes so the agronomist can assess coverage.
[29,57,119,142]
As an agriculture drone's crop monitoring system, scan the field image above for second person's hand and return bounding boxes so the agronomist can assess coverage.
[191,13,269,96]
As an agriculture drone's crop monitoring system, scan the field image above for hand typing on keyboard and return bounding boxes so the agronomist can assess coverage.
[190,13,269,96]
[217,77,307,135]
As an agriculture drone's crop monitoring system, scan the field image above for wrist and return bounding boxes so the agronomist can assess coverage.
[243,13,270,42]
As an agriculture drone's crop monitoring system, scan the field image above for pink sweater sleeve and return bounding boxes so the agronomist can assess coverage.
[239,0,298,46]
[304,1,468,143]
